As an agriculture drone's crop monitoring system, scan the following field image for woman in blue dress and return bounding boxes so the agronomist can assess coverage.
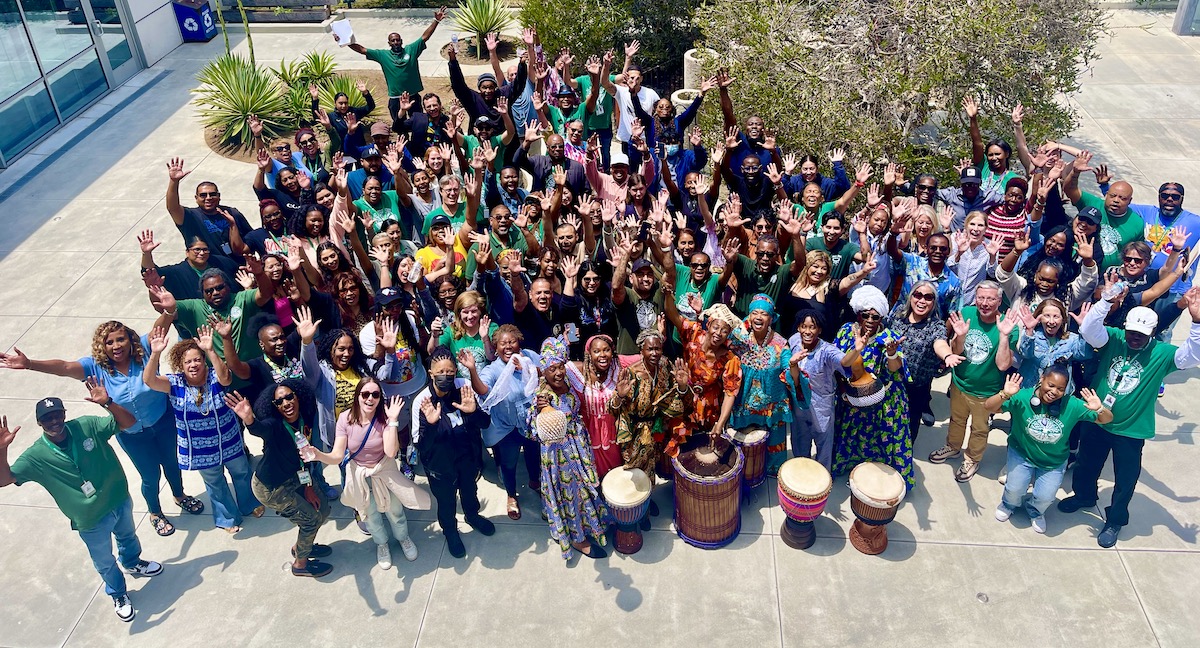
[730,294,797,475]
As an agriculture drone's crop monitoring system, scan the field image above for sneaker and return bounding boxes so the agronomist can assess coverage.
[124,560,163,577]
[399,537,418,561]
[928,444,961,464]
[376,543,393,570]
[356,520,370,536]
[292,559,333,577]
[1031,516,1047,534]
[445,531,466,558]
[920,412,935,427]
[113,595,135,622]
[998,469,1007,485]
[465,514,496,536]
[955,458,979,482]
[1097,524,1122,548]
[994,504,1012,522]
[1056,496,1094,514]
[323,484,340,499]
[292,544,332,559]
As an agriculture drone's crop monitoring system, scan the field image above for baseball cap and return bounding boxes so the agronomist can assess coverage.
[360,145,382,159]
[610,151,630,168]
[960,167,982,185]
[375,286,403,307]
[36,397,65,421]
[1076,205,1102,226]
[1125,306,1158,336]
[474,115,496,129]
[430,213,452,229]
[631,258,654,273]
[370,122,391,137]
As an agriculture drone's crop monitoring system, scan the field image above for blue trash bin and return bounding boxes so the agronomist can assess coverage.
[173,0,218,42]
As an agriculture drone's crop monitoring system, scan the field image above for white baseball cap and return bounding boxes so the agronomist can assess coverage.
[1125,306,1158,336]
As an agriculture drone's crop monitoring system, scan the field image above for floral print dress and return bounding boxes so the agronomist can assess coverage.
[730,326,797,475]
[675,320,743,456]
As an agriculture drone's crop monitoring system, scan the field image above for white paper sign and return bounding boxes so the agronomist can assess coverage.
[330,19,354,46]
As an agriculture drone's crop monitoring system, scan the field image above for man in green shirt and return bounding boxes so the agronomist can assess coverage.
[462,204,539,278]
[340,7,447,128]
[149,265,272,362]
[718,228,807,317]
[0,385,163,622]
[1059,288,1200,548]
[1062,152,1145,270]
[806,212,860,282]
[929,280,1019,482]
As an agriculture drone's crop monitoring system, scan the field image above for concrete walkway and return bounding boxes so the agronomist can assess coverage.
[1,8,1200,648]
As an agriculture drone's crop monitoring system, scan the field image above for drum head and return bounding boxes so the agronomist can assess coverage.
[849,462,905,507]
[779,458,831,496]
[602,467,652,507]
[730,426,769,445]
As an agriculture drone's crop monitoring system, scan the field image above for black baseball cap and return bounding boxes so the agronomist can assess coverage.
[960,167,982,185]
[375,286,403,307]
[36,397,65,421]
[1076,205,1102,226]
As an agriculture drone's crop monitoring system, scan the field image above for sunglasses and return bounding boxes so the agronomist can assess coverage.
[273,145,291,152]
[203,284,228,294]
[359,390,382,400]
[1160,192,1183,201]
[757,250,779,258]
[299,138,317,145]
[916,184,936,191]
[1124,256,1147,264]
[912,292,935,301]
[272,393,296,406]
[928,245,949,252]
[859,312,882,321]
[197,191,220,198]
[690,262,711,269]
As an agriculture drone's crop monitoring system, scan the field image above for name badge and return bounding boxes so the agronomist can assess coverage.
[81,481,97,497]
[1103,393,1116,408]
[297,469,312,486]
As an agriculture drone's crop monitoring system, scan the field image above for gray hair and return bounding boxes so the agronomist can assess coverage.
[891,280,939,323]
[976,279,1002,296]
[635,328,664,348]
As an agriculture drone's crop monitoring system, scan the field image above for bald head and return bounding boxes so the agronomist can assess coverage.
[1106,180,1133,216]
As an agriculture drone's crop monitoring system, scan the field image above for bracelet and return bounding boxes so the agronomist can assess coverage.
[998,392,1012,401]
[854,180,865,188]
[101,398,113,408]
[387,421,399,428]
[886,351,900,360]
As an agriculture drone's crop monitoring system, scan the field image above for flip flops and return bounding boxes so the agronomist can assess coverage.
[150,515,175,537]
[176,495,205,515]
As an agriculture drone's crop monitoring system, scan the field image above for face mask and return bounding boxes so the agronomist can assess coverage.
[433,375,457,394]
[664,144,680,158]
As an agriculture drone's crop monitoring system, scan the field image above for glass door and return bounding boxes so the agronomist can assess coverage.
[76,0,138,84]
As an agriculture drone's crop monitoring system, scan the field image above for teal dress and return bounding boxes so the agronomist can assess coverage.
[730,327,796,475]
[833,324,914,489]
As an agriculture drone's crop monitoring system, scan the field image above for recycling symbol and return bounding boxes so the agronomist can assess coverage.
[203,13,213,28]
[184,17,198,32]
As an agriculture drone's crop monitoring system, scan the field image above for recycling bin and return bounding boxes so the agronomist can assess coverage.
[173,0,218,42]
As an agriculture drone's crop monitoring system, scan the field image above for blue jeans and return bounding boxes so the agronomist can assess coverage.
[77,497,140,597]
[365,489,410,546]
[197,454,259,529]
[999,447,1066,518]
[116,412,184,516]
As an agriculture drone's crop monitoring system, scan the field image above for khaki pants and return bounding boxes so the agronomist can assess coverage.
[946,384,991,462]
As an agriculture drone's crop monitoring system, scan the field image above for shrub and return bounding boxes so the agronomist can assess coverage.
[693,0,1107,180]
[316,75,384,122]
[272,51,341,126]
[452,0,515,58]
[193,53,290,146]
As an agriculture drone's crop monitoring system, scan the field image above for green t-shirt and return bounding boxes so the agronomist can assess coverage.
[951,306,1019,397]
[463,133,506,169]
[463,227,530,278]
[547,104,586,135]
[573,74,616,132]
[421,201,483,238]
[11,416,129,530]
[980,163,1020,197]
[1002,388,1098,470]
[438,322,499,377]
[1074,192,1147,271]
[176,290,263,361]
[365,40,426,97]
[806,237,860,282]
[672,263,721,343]
[1091,328,1179,439]
[354,190,402,235]
[732,254,793,316]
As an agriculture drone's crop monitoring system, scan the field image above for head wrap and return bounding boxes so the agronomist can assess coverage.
[702,303,743,331]
[747,293,777,324]
[585,334,613,354]
[849,285,889,317]
[1160,182,1185,196]
[539,335,570,369]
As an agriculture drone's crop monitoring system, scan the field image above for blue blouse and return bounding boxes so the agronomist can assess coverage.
[78,334,169,434]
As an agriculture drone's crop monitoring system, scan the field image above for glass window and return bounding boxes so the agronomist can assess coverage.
[0,0,42,103]
[19,0,95,72]
[0,80,58,160]
[47,48,106,119]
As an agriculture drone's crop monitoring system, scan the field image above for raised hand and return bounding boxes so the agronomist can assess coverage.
[247,114,264,138]
[485,31,498,52]
[855,162,872,185]
[1002,372,1022,397]
[385,395,404,421]
[765,162,782,184]
[420,396,442,424]
[884,335,905,357]
[379,316,399,350]
[624,39,640,58]
[724,126,741,150]
[137,229,160,254]
[256,147,272,171]
[962,95,979,119]
[456,348,477,372]
[829,147,845,164]
[948,312,971,339]
[616,370,632,399]
[82,376,110,406]
[224,391,253,422]
[561,254,581,279]
[196,326,215,352]
[295,304,322,343]
[672,358,690,388]
[148,326,169,353]
[782,153,798,176]
[166,157,191,182]
[452,385,478,413]
[1013,226,1031,252]
[0,415,22,450]
[207,314,234,339]
[1011,103,1024,125]
[997,308,1018,336]
[1076,235,1094,262]
[1093,163,1111,185]
[0,346,30,371]
[1169,225,1191,251]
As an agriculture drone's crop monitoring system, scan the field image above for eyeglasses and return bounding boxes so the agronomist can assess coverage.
[581,276,601,283]
[197,191,220,198]
[1160,192,1183,201]
[359,390,381,400]
[203,284,228,294]
[273,145,291,152]
[859,312,882,321]
[1123,256,1147,264]
[188,246,211,254]
[272,393,296,406]
[912,292,935,302]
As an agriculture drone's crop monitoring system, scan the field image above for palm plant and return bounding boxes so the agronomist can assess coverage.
[192,53,289,147]
[451,0,514,58]
[300,51,338,85]
[316,75,383,122]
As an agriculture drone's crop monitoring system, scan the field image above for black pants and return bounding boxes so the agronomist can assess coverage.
[492,431,541,497]
[428,460,482,536]
[1069,422,1144,527]
[906,380,933,443]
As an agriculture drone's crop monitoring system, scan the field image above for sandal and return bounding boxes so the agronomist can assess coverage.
[251,505,266,518]
[222,525,242,535]
[176,495,205,515]
[150,515,175,537]
[507,497,521,520]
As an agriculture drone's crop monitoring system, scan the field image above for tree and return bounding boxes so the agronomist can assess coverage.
[694,0,1107,178]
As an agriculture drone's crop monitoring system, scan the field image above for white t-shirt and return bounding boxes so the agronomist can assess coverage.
[615,84,661,142]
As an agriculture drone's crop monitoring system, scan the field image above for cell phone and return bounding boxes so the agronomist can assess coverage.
[565,323,580,343]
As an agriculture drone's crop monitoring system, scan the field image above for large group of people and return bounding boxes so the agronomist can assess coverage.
[3,16,1200,623]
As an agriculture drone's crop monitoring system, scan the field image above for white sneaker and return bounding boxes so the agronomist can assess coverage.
[376,543,393,570]
[994,504,1012,522]
[1031,516,1047,534]
[113,595,135,622]
[998,470,1007,485]
[399,537,418,561]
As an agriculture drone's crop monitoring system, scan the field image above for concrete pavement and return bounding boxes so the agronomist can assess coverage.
[2,8,1200,647]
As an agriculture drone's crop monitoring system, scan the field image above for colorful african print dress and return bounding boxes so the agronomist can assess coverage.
[832,323,915,489]
[609,360,688,483]
[528,387,612,559]
[565,362,622,480]
[730,326,797,475]
[676,320,743,456]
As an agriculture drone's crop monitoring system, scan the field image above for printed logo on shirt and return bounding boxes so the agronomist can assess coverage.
[636,300,659,331]
[1106,356,1144,396]
[1025,414,1065,444]
[82,438,96,452]
[1100,224,1121,256]
[964,329,994,364]
[230,306,243,321]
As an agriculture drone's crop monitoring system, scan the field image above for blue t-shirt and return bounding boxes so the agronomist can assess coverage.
[78,335,169,434]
